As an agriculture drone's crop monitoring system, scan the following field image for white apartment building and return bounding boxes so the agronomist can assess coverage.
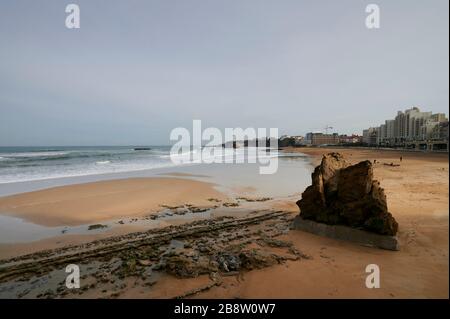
[363,107,448,148]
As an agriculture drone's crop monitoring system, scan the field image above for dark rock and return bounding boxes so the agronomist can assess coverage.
[239,249,280,270]
[188,206,209,213]
[296,152,398,236]
[163,255,217,278]
[215,252,241,272]
[223,202,239,207]
[88,224,108,231]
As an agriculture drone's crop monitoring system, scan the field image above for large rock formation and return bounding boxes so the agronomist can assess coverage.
[297,153,398,236]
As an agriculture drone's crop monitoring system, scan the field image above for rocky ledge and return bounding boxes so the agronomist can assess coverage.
[0,210,310,299]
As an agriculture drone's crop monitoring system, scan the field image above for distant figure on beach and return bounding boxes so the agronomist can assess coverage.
[373,159,377,164]
[400,156,403,162]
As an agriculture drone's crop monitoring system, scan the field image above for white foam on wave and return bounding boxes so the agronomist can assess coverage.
[0,147,280,184]
[0,160,180,184]
[0,151,68,158]
[95,160,111,165]
[160,149,197,159]
[165,147,278,164]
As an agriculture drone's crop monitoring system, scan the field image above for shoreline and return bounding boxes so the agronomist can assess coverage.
[0,147,448,298]
[282,146,449,162]
[196,147,449,298]
[209,147,448,298]
[0,177,228,227]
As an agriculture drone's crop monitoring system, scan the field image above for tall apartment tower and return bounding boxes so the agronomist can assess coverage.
[365,107,448,149]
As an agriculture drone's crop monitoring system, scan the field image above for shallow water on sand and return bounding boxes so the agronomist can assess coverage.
[0,203,268,243]
[0,151,312,197]
[0,151,312,244]
[0,214,111,243]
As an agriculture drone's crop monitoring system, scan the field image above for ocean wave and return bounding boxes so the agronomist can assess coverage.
[0,151,69,159]
[160,149,197,159]
[0,161,180,184]
[0,146,203,184]
[95,160,111,165]
[161,147,278,162]
[0,151,127,162]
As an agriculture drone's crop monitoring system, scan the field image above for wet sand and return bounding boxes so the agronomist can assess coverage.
[193,147,449,298]
[0,177,228,227]
[0,148,447,298]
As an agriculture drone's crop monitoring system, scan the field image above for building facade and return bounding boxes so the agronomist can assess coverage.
[305,132,339,146]
[363,107,448,151]
[363,127,378,146]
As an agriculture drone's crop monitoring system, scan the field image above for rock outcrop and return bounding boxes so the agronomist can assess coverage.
[297,152,398,236]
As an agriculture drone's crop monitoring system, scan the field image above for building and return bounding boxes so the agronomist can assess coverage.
[363,107,448,151]
[391,107,434,143]
[439,121,449,140]
[339,134,362,144]
[306,132,339,146]
[362,127,378,146]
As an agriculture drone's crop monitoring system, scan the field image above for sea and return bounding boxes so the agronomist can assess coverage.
[0,145,288,184]
[0,145,312,198]
[0,146,314,243]
[0,146,177,184]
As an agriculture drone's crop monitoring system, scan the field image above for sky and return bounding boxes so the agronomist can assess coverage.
[0,0,448,146]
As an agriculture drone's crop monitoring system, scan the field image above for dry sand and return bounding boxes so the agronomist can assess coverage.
[0,148,448,298]
[0,177,227,227]
[191,147,449,298]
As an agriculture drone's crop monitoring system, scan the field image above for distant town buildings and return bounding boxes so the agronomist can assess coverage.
[302,132,362,146]
[305,132,339,146]
[278,107,448,151]
[363,107,449,151]
[278,132,363,147]
[339,134,363,144]
[362,127,378,145]
[278,135,305,147]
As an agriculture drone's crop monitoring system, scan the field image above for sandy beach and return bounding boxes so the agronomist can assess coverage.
[0,148,448,299]
[194,147,449,298]
[1,1,448,307]
[0,177,227,227]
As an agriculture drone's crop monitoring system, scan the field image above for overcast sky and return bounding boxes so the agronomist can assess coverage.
[0,0,448,146]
